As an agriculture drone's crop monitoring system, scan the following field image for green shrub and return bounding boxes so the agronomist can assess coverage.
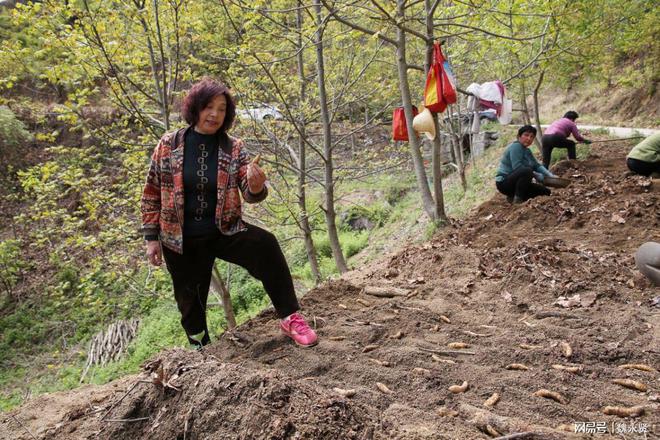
[231,277,268,314]
[0,106,32,154]
[311,233,333,259]
[0,239,29,298]
[384,181,413,205]
[339,204,391,232]
[0,106,32,175]
[340,231,369,258]
[0,302,51,359]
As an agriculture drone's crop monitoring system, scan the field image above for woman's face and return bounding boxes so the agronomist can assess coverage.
[196,94,227,134]
[518,131,535,147]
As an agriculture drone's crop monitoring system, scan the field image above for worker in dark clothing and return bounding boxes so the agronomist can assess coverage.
[541,111,591,168]
[496,125,555,204]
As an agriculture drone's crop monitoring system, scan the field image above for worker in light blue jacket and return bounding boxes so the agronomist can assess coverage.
[495,125,556,204]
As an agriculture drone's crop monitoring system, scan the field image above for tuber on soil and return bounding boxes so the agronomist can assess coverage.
[449,381,469,394]
[618,363,655,372]
[432,354,455,364]
[611,378,648,392]
[533,389,567,404]
[559,342,572,358]
[505,364,529,370]
[448,342,470,349]
[333,387,356,398]
[368,358,390,367]
[376,382,393,394]
[551,364,582,373]
[602,406,645,417]
[483,393,500,408]
[356,299,370,307]
[463,330,490,337]
[485,425,501,436]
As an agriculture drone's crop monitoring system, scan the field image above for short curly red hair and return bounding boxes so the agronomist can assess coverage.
[181,77,236,132]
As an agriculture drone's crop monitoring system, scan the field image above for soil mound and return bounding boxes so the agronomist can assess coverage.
[2,142,658,439]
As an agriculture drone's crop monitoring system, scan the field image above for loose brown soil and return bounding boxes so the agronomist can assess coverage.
[2,143,658,439]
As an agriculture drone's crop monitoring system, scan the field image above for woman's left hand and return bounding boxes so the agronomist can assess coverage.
[247,153,266,193]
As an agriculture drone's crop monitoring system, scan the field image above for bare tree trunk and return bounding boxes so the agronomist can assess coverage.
[313,0,348,273]
[520,80,541,149]
[520,82,531,125]
[397,0,436,221]
[455,134,467,190]
[152,0,170,129]
[431,116,447,221]
[447,105,467,191]
[427,125,445,221]
[136,10,169,130]
[211,264,236,329]
[533,70,545,139]
[424,0,447,221]
[296,2,321,283]
[317,0,437,220]
[446,111,466,191]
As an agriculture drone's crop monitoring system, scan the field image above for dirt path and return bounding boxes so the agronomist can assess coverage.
[1,140,658,439]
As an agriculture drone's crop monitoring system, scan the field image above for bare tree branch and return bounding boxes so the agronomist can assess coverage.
[319,0,397,45]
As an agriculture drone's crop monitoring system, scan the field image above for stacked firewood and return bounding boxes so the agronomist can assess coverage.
[80,318,139,382]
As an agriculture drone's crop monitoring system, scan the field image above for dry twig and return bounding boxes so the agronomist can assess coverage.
[10,414,37,440]
[105,417,150,423]
[101,381,144,421]
[363,286,409,297]
[418,346,476,356]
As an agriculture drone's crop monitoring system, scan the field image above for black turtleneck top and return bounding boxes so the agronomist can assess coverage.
[182,129,231,237]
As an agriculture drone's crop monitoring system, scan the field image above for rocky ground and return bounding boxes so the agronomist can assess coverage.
[1,141,658,439]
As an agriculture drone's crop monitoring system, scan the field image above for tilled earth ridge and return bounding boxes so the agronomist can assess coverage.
[1,142,659,440]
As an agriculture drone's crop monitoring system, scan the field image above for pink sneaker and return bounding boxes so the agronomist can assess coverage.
[280,312,318,347]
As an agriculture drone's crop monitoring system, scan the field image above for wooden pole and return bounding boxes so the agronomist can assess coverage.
[212,265,236,329]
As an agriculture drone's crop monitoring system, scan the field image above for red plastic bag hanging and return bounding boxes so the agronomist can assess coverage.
[392,106,418,141]
[423,46,446,113]
[436,43,457,105]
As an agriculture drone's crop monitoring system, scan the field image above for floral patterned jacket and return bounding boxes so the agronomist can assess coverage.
[140,126,267,254]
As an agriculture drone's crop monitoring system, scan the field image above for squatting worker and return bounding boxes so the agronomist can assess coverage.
[140,78,317,349]
[626,132,660,177]
[496,125,556,204]
[541,110,591,168]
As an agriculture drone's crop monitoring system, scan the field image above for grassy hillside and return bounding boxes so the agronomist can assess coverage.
[538,80,659,128]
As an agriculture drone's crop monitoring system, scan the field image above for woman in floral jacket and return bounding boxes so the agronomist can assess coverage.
[141,78,317,349]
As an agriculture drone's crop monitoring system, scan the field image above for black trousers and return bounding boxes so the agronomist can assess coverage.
[162,223,300,346]
[627,157,660,176]
[496,167,551,201]
[541,134,576,168]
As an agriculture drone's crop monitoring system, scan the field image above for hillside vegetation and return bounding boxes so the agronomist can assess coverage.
[0,0,658,425]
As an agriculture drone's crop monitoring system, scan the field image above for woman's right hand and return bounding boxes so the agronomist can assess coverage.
[146,241,162,266]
